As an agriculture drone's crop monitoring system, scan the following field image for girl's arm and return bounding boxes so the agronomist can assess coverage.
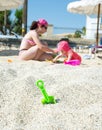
[66,49,73,61]
[53,52,63,63]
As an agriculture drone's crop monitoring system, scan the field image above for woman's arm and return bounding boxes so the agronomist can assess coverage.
[32,31,54,53]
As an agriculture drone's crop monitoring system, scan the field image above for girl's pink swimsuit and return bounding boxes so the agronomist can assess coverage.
[70,50,82,62]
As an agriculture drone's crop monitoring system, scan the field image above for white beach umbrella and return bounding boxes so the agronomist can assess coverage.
[67,0,102,46]
[0,0,24,11]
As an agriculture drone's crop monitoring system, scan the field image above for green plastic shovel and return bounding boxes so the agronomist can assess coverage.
[36,80,56,104]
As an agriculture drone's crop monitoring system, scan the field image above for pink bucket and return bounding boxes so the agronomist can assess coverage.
[64,60,81,66]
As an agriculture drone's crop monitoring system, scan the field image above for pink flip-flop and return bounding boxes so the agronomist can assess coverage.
[64,60,81,66]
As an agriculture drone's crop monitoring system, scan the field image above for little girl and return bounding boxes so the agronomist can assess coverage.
[53,39,82,63]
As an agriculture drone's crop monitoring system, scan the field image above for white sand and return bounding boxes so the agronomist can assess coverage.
[0,49,102,130]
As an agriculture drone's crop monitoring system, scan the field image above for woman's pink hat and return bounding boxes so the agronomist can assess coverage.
[38,19,48,26]
[56,41,71,52]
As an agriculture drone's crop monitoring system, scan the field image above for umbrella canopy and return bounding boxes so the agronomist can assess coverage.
[67,0,102,46]
[67,0,102,15]
[0,0,24,35]
[0,0,24,11]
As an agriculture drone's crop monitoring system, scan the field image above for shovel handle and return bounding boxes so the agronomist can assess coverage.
[36,80,49,101]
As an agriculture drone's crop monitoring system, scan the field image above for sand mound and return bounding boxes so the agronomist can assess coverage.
[0,55,102,130]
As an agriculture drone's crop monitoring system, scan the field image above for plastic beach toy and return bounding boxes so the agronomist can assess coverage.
[36,80,56,104]
[83,55,91,59]
[7,59,13,63]
[64,60,81,66]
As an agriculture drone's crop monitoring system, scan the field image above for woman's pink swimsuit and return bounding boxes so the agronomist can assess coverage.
[19,39,36,52]
[26,39,36,46]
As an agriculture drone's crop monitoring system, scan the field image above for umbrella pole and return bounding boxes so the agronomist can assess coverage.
[4,10,7,35]
[22,0,28,36]
[96,3,101,46]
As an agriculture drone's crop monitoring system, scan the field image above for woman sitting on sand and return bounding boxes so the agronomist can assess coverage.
[19,19,55,61]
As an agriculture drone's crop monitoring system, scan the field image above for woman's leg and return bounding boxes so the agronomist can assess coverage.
[19,45,44,60]
[19,45,53,61]
[38,52,53,61]
[37,41,53,61]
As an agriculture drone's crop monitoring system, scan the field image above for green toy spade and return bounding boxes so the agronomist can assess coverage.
[36,80,56,104]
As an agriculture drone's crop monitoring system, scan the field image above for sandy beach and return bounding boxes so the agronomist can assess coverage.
[0,47,102,130]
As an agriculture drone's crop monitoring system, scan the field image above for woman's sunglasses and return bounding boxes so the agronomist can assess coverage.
[41,25,47,30]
